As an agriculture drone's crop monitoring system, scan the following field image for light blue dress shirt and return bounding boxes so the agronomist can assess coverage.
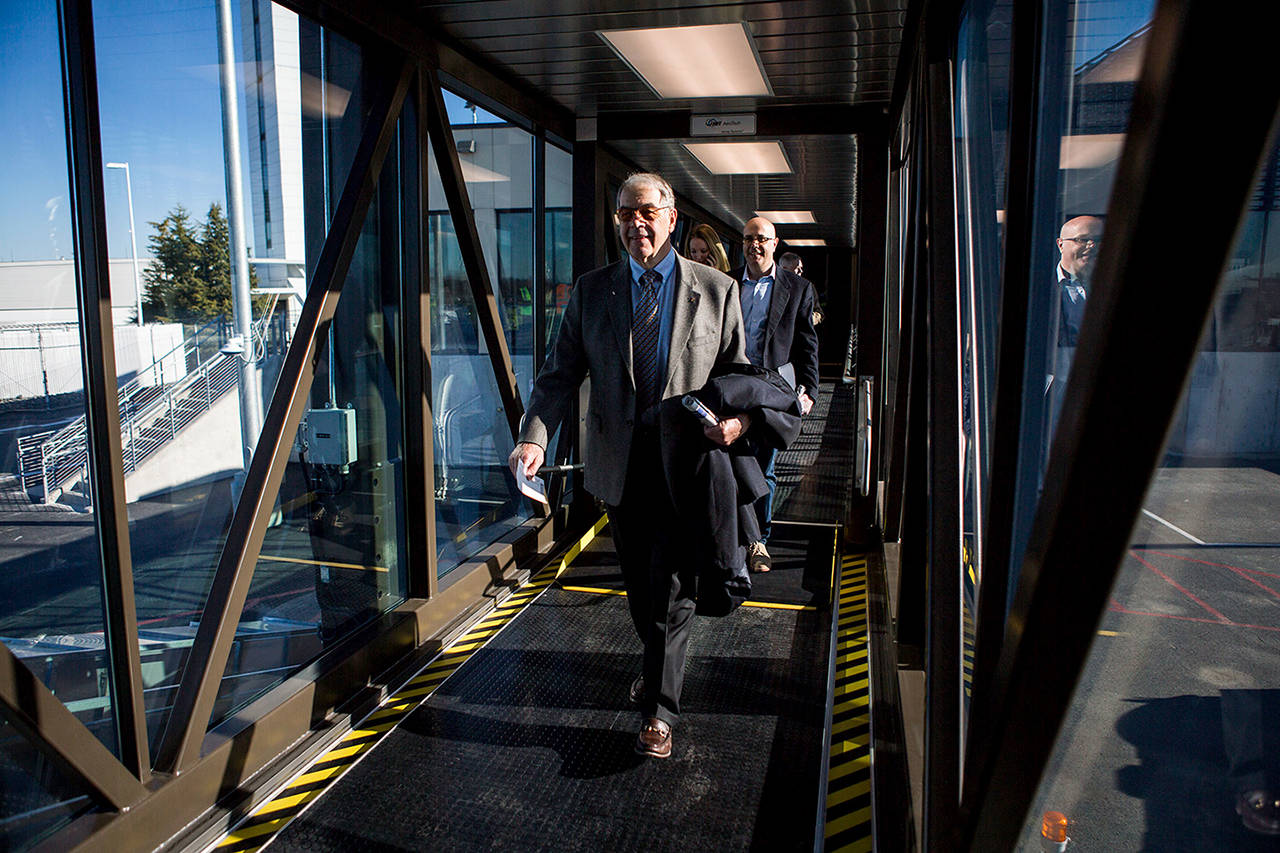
[740,265,774,366]
[628,249,678,396]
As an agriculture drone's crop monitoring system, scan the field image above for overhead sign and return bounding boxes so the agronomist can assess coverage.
[690,114,757,137]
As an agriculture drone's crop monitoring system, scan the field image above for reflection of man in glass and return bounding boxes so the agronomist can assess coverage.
[1055,215,1103,347]
[1044,216,1104,443]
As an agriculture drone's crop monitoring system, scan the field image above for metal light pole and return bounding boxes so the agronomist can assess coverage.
[215,0,262,471]
[106,161,143,325]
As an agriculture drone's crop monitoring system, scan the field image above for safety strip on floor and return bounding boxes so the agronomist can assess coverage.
[206,514,609,853]
[823,553,873,852]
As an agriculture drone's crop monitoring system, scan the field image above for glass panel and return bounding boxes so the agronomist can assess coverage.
[544,142,573,351]
[207,23,411,726]
[444,91,536,395]
[1020,133,1280,852]
[0,0,118,766]
[89,0,382,742]
[0,721,96,850]
[952,0,1013,766]
[1009,0,1157,594]
[428,138,530,577]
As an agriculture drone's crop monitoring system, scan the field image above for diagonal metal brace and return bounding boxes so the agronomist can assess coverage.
[153,58,415,775]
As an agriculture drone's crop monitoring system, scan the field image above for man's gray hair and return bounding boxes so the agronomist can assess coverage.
[618,172,675,208]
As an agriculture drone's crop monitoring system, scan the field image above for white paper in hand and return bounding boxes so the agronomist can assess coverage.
[515,465,549,504]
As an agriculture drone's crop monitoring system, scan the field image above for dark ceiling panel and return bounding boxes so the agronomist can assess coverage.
[412,0,905,249]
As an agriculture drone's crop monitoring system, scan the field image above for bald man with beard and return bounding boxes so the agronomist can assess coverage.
[1055,215,1103,347]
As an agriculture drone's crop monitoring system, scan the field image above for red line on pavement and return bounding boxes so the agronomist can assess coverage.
[1142,549,1280,581]
[1128,550,1230,622]
[1108,600,1280,633]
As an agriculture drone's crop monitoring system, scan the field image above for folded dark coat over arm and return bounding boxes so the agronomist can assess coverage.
[668,364,803,615]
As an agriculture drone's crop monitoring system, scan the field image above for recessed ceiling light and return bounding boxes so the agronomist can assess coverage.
[598,23,771,99]
[755,211,817,224]
[683,141,791,175]
[782,239,827,247]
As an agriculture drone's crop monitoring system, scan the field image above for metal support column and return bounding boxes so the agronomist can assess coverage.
[421,67,524,443]
[56,0,150,783]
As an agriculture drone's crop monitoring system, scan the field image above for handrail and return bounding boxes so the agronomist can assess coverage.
[17,311,286,502]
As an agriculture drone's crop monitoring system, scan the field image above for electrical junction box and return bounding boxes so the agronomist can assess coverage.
[303,407,358,468]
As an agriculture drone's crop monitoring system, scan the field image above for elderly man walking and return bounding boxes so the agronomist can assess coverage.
[509,172,747,759]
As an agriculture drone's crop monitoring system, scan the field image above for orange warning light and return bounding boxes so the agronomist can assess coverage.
[1041,811,1069,843]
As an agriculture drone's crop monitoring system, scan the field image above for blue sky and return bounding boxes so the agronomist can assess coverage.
[1,0,227,262]
[1,0,1150,264]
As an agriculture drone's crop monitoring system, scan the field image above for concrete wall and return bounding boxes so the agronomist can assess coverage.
[124,386,243,501]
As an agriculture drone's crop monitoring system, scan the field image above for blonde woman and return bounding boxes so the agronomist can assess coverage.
[685,223,731,273]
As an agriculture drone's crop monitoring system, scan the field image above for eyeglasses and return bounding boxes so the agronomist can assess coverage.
[615,205,672,223]
[742,235,776,245]
[1061,236,1100,247]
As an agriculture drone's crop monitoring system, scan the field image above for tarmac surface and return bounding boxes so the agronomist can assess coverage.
[1024,465,1280,851]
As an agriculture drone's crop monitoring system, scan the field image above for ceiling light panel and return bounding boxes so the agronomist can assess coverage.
[756,211,817,224]
[782,239,827,247]
[683,141,792,175]
[599,23,771,99]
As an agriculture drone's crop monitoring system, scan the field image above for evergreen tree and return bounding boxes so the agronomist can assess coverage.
[142,202,257,323]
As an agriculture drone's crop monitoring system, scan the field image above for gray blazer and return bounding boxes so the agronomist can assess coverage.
[518,253,747,506]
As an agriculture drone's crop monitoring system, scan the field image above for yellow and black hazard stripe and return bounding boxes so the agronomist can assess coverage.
[209,515,609,853]
[824,553,872,853]
[962,598,976,701]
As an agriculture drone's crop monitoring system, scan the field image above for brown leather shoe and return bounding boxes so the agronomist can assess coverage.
[629,674,644,706]
[635,717,672,759]
[1238,790,1280,835]
[748,541,771,573]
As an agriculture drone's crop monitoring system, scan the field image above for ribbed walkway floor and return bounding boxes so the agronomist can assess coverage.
[208,382,865,853]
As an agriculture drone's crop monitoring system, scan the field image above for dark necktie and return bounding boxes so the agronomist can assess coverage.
[633,269,662,416]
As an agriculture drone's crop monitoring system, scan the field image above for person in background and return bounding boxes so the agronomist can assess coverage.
[1054,215,1102,348]
[685,222,731,274]
[509,172,747,760]
[779,251,823,326]
[728,218,820,573]
[778,251,803,278]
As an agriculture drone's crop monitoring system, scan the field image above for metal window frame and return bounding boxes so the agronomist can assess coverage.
[892,134,931,662]
[153,58,415,774]
[4,0,594,847]
[0,642,144,811]
[921,29,964,852]
[422,66,526,445]
[404,67,439,600]
[850,119,890,533]
[880,162,916,544]
[964,0,1059,763]
[53,0,151,783]
[961,0,1280,847]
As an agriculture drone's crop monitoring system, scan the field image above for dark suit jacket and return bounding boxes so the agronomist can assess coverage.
[729,265,821,393]
[518,252,747,506]
[1058,279,1087,348]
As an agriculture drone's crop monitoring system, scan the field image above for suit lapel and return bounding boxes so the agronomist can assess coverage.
[605,260,634,386]
[667,256,701,394]
[767,268,792,344]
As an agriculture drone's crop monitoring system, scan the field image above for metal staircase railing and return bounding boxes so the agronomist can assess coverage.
[17,313,282,504]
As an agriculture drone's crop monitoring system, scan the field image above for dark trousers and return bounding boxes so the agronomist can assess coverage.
[1222,689,1280,791]
[752,444,777,543]
[608,430,697,727]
